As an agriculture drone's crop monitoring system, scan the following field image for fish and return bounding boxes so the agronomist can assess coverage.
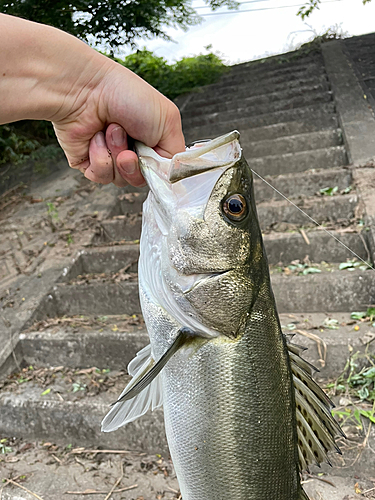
[101,130,342,500]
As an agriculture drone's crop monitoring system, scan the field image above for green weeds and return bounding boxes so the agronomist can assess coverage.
[0,438,13,454]
[327,350,375,427]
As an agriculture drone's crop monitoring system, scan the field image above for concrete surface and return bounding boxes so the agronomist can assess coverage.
[322,41,375,165]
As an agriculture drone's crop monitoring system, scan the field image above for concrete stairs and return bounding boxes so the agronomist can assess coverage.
[1,42,375,487]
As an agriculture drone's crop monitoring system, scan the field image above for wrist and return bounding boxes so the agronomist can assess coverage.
[0,14,112,124]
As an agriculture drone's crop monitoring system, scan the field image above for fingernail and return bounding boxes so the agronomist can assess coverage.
[111,126,125,147]
[95,131,106,147]
[119,159,137,175]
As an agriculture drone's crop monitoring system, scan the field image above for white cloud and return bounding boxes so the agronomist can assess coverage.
[116,0,375,64]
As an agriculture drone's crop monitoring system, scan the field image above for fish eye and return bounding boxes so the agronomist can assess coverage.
[222,194,247,221]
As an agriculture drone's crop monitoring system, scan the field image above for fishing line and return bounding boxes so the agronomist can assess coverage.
[251,168,375,272]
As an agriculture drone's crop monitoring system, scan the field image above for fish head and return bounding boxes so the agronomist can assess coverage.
[137,131,267,339]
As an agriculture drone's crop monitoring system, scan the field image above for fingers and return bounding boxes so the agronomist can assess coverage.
[105,124,129,188]
[155,102,185,158]
[83,131,114,184]
[81,125,145,187]
[105,124,145,188]
[116,149,145,187]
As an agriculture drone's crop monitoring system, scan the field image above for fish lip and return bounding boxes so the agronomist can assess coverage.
[182,269,233,294]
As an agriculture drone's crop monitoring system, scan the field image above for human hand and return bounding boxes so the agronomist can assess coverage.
[52,56,185,187]
[0,15,185,187]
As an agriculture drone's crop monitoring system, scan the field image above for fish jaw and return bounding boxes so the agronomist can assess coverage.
[137,132,253,339]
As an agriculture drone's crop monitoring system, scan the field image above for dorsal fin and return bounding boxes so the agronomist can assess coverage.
[298,488,310,500]
[287,340,343,472]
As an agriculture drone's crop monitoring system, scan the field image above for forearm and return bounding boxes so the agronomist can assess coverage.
[0,13,111,124]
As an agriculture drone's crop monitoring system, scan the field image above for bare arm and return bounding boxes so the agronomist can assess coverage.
[0,13,185,186]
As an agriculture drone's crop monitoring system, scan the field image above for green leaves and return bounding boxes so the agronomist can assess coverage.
[351,308,375,322]
[302,267,321,275]
[351,311,367,320]
[120,48,228,100]
[0,0,238,49]
[0,124,40,166]
[339,260,370,271]
[322,318,339,330]
[319,186,338,196]
[72,382,87,393]
[0,438,13,454]
[285,262,321,275]
[297,0,321,20]
[330,350,375,407]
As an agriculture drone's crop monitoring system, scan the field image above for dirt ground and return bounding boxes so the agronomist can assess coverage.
[0,438,374,500]
[0,438,180,500]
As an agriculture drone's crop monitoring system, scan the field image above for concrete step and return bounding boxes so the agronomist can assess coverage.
[63,244,140,281]
[20,315,148,371]
[0,370,167,453]
[258,193,358,229]
[248,145,347,176]
[1,373,374,478]
[184,75,329,109]
[91,192,358,246]
[19,312,375,380]
[223,55,323,79]
[182,103,338,140]
[182,82,331,114]
[244,129,342,158]
[75,227,368,275]
[2,310,375,477]
[264,229,368,265]
[203,64,326,92]
[182,97,335,130]
[185,117,338,145]
[93,214,142,244]
[182,87,332,119]
[37,264,373,319]
[272,269,374,313]
[253,167,352,202]
[0,373,374,478]
[49,280,140,317]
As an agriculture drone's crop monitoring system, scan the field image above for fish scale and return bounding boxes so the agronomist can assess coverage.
[163,294,299,499]
[102,131,342,500]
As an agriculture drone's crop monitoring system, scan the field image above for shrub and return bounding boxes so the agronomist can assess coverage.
[118,48,229,100]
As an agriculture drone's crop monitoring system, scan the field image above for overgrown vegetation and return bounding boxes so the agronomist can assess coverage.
[326,307,375,427]
[0,0,238,50]
[298,0,372,20]
[117,48,228,101]
[0,125,40,166]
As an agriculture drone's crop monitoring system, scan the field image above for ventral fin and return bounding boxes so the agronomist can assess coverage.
[286,340,343,472]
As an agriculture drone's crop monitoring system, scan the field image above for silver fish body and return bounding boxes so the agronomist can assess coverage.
[102,131,340,500]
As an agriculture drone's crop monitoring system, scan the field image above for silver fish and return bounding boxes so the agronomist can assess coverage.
[102,131,341,500]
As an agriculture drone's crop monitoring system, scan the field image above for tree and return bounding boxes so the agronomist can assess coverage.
[0,0,238,50]
[298,0,371,19]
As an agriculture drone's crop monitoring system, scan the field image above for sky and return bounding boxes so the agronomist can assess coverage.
[116,0,375,65]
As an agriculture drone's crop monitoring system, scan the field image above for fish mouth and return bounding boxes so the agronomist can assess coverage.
[135,130,241,185]
[181,269,233,294]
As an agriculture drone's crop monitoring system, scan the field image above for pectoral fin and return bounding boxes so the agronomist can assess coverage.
[102,328,194,432]
[111,327,193,406]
